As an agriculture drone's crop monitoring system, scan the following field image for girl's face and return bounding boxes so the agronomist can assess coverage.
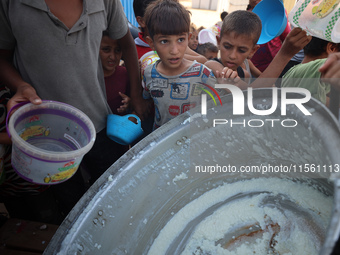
[188,30,199,51]
[218,32,258,71]
[100,36,122,77]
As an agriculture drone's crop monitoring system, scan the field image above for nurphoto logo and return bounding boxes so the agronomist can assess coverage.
[200,84,312,128]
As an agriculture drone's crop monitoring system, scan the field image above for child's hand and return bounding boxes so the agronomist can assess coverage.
[7,84,42,115]
[216,67,248,90]
[280,27,312,57]
[216,67,239,80]
[0,132,11,145]
[319,52,340,91]
[117,92,130,114]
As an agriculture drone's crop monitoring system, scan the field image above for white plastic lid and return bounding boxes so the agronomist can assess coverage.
[198,29,217,46]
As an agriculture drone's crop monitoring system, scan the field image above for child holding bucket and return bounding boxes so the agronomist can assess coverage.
[99,31,130,154]
[0,86,64,224]
[100,31,131,116]
[205,10,311,89]
[0,0,144,222]
[248,0,292,74]
[142,0,225,129]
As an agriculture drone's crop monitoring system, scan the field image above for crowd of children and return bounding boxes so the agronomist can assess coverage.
[0,0,339,225]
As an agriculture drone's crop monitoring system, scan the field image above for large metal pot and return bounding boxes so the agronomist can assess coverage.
[45,88,340,255]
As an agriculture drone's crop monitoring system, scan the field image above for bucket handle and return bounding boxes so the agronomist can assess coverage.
[6,101,30,138]
[125,114,142,126]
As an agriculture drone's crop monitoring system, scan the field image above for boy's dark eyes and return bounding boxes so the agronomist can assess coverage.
[223,44,247,53]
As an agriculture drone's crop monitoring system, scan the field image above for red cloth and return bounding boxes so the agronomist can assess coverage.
[105,66,130,115]
[135,32,153,59]
[251,14,291,72]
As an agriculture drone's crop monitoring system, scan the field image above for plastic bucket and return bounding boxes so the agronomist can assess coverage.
[7,101,96,185]
[198,28,217,46]
[140,51,160,74]
[253,0,287,44]
[106,114,143,145]
[288,0,340,42]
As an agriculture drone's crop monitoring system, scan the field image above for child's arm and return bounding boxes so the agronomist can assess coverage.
[185,47,208,64]
[250,27,311,88]
[248,59,262,78]
[0,132,11,145]
[204,59,224,77]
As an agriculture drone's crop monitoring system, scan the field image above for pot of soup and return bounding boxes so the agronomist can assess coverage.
[45,88,340,255]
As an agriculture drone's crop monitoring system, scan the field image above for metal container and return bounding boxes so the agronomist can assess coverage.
[45,89,340,255]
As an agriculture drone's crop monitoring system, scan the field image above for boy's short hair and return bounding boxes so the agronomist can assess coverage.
[220,10,262,45]
[304,36,340,57]
[220,11,228,21]
[197,42,218,55]
[144,0,191,39]
[133,0,156,18]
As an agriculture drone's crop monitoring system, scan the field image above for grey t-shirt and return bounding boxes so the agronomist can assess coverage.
[0,0,128,132]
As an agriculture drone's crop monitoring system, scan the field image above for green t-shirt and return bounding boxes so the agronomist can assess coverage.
[282,58,330,105]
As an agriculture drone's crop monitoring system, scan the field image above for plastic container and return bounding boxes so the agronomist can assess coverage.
[45,89,340,255]
[140,51,160,74]
[198,28,217,46]
[210,23,221,37]
[253,0,287,44]
[7,101,96,185]
[288,0,340,42]
[106,114,143,145]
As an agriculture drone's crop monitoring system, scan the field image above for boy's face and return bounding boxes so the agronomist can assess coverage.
[100,36,122,77]
[204,50,218,60]
[188,30,198,51]
[147,32,189,74]
[218,31,259,71]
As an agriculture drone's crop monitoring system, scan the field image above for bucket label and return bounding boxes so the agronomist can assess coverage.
[44,161,78,183]
[19,125,50,141]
